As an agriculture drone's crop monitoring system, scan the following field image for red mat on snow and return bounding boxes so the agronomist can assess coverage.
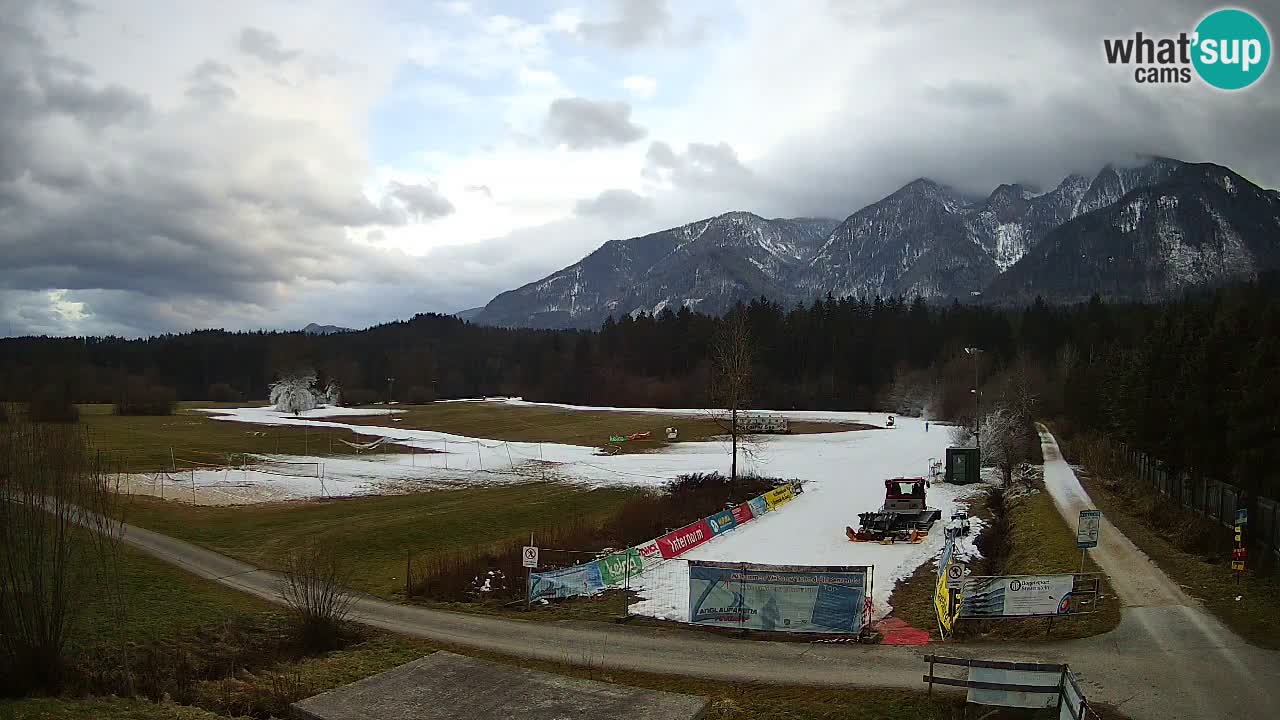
[876,617,931,646]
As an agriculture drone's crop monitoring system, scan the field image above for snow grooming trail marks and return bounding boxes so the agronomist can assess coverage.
[199,404,986,617]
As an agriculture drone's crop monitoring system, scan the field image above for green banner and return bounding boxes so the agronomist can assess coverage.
[608,435,626,443]
[598,548,644,586]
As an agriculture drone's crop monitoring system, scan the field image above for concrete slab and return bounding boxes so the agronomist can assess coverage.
[291,651,708,720]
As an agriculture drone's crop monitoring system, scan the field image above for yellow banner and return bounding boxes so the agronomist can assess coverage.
[934,564,954,635]
[764,484,794,510]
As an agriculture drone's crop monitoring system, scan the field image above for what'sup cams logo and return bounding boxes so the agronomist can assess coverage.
[1104,8,1271,89]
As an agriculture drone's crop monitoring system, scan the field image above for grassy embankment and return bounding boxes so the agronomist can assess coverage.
[1056,429,1280,649]
[0,535,1006,720]
[888,481,1121,642]
[123,483,637,601]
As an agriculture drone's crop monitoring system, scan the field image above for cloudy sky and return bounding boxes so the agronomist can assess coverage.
[2,0,1277,337]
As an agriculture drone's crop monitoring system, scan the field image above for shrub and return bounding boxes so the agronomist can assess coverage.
[28,384,79,423]
[406,472,785,603]
[281,543,355,651]
[207,383,241,403]
[114,376,177,416]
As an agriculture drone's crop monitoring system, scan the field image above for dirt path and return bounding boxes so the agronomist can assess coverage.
[117,432,1280,720]
[1036,424,1279,718]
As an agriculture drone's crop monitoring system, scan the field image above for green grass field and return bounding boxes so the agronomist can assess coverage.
[122,483,639,598]
[78,403,369,473]
[337,401,860,452]
[77,401,860,472]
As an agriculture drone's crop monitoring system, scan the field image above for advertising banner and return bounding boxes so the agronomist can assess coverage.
[688,561,870,633]
[635,539,662,561]
[934,534,960,634]
[656,518,713,559]
[597,548,644,586]
[748,495,768,518]
[731,502,755,526]
[707,509,737,535]
[528,562,605,601]
[763,484,795,511]
[960,575,1077,618]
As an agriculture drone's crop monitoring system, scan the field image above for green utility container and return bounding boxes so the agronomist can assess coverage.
[946,446,981,485]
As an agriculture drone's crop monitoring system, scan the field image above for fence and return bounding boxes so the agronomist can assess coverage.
[923,655,1096,719]
[520,481,811,625]
[1111,439,1280,565]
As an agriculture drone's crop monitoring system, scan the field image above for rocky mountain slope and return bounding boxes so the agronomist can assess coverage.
[987,163,1280,303]
[470,157,1279,328]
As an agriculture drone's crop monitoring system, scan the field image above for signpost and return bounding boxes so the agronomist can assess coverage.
[1233,508,1248,579]
[521,545,539,568]
[1076,509,1101,572]
[523,539,537,611]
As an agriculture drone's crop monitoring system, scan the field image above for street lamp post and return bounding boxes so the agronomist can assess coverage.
[386,376,395,405]
[964,347,983,452]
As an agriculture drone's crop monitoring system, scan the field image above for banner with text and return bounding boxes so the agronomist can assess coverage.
[960,575,1077,618]
[657,518,714,558]
[763,484,795,511]
[597,548,645,587]
[529,562,605,601]
[688,561,871,633]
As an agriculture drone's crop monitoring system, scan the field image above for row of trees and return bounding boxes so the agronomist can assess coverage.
[2,276,1278,493]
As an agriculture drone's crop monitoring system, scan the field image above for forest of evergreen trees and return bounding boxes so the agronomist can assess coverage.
[1,275,1278,494]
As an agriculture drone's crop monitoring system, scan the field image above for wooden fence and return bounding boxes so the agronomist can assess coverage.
[1113,440,1280,565]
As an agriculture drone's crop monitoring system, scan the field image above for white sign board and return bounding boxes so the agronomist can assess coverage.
[967,667,1061,709]
[960,575,1077,618]
[1076,510,1101,549]
[521,546,539,568]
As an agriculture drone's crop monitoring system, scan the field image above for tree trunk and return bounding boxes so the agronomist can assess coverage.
[731,406,738,483]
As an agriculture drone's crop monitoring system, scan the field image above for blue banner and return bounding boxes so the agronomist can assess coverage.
[748,495,768,518]
[529,561,605,601]
[707,509,737,534]
[688,561,870,633]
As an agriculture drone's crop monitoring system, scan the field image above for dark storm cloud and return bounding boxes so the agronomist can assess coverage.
[237,27,300,65]
[574,188,654,218]
[544,97,646,150]
[0,6,425,337]
[739,0,1280,221]
[385,180,455,220]
[643,140,753,190]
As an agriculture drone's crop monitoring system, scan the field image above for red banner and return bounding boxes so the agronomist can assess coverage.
[657,518,713,559]
[731,503,755,526]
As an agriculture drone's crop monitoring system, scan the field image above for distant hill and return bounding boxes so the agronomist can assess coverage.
[301,323,353,335]
[454,307,485,322]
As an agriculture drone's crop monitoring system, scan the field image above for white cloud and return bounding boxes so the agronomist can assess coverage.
[621,74,657,98]
[5,0,1278,337]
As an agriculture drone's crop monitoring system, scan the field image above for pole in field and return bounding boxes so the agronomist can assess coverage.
[523,534,538,612]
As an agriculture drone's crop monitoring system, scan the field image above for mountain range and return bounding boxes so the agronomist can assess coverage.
[472,158,1280,328]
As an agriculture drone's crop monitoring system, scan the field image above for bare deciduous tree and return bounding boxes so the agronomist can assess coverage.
[280,542,354,650]
[709,307,756,483]
[0,415,123,694]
